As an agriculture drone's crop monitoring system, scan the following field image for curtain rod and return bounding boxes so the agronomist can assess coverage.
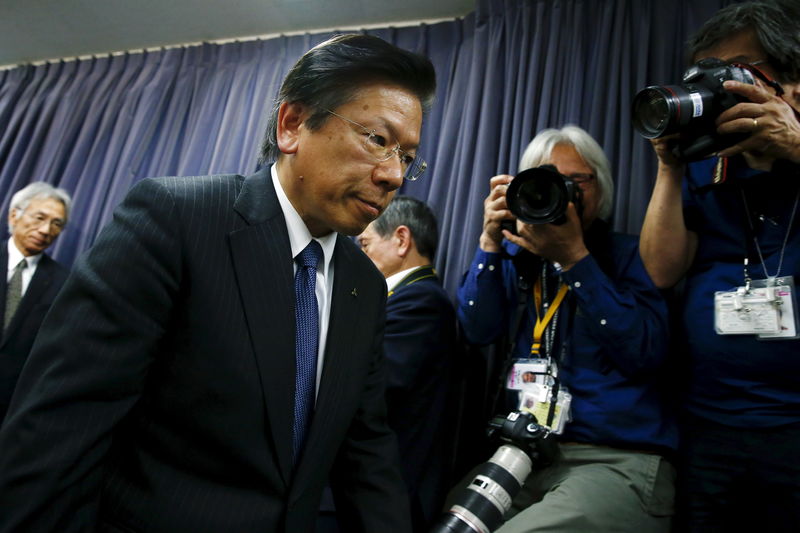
[0,15,463,71]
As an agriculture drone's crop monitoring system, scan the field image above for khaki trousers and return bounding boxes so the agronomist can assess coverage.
[496,443,675,533]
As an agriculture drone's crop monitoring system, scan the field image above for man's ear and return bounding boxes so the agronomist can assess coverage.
[8,208,18,230]
[276,102,306,155]
[394,225,413,257]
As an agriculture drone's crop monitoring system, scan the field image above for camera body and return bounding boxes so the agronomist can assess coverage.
[431,411,557,533]
[632,57,756,161]
[505,165,583,225]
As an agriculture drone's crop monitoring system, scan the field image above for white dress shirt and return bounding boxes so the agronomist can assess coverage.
[385,266,418,293]
[271,164,336,397]
[7,239,42,296]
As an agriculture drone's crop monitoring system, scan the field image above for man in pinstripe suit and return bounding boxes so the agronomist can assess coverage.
[0,34,436,533]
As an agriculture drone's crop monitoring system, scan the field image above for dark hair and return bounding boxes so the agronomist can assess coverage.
[260,33,436,163]
[372,195,439,260]
[687,0,800,82]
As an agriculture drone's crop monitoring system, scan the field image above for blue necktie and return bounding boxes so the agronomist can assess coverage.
[293,240,323,464]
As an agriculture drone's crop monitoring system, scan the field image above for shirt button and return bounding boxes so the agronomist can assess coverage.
[488,265,495,271]
[478,263,484,270]
[573,281,582,288]
[469,300,475,306]
[600,319,607,325]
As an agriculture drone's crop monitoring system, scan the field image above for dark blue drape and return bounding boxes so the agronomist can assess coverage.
[0,0,740,297]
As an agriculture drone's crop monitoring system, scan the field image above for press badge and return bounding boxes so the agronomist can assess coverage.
[715,286,780,334]
[518,384,572,434]
[714,276,797,337]
[506,359,550,390]
[754,276,798,340]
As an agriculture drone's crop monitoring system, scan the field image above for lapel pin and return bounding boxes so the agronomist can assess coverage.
[351,288,358,297]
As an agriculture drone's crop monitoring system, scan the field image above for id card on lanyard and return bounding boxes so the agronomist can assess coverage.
[508,270,572,433]
[715,188,800,339]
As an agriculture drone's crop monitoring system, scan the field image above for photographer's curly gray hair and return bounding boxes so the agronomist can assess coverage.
[518,126,614,221]
[7,182,72,234]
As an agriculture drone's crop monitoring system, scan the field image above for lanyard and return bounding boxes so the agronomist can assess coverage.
[530,275,569,356]
[740,187,799,285]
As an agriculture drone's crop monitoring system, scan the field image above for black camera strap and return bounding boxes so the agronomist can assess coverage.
[488,270,533,420]
[739,186,799,283]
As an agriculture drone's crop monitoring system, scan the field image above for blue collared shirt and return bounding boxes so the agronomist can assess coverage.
[457,222,677,452]
[681,156,800,428]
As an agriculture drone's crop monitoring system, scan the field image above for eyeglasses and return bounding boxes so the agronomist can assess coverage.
[564,173,595,184]
[324,109,427,181]
[18,208,65,234]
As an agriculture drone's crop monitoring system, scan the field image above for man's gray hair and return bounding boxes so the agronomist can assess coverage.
[371,195,439,261]
[8,182,72,233]
[519,125,614,221]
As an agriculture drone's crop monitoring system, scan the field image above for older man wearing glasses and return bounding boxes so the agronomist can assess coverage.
[0,34,435,533]
[0,182,71,425]
[458,126,676,533]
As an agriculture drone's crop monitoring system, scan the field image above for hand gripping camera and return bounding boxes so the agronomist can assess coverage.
[431,411,558,533]
[631,57,757,162]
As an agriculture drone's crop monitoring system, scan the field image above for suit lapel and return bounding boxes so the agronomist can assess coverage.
[0,245,8,330]
[1,249,56,345]
[13,256,54,319]
[229,169,295,486]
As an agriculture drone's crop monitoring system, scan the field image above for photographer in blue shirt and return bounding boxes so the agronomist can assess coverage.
[458,126,677,532]
[639,2,800,531]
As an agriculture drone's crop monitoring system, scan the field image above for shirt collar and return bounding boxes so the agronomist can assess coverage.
[7,239,42,270]
[270,164,336,275]
[385,266,419,292]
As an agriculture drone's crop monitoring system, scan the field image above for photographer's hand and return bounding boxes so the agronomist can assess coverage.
[503,203,588,271]
[715,80,800,165]
[640,134,696,289]
[480,174,514,253]
[650,134,686,183]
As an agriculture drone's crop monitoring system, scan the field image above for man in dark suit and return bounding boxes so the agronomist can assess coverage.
[0,181,71,424]
[358,195,457,532]
[0,34,436,533]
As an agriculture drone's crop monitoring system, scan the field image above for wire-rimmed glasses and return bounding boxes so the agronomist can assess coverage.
[324,109,427,181]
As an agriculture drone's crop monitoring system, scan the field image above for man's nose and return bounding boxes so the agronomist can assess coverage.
[36,221,55,235]
[373,154,404,191]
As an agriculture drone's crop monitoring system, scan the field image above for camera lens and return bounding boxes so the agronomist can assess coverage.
[632,87,673,138]
[516,178,562,219]
[506,167,571,225]
[632,83,720,140]
[435,445,532,533]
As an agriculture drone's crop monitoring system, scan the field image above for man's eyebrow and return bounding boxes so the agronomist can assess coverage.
[375,116,420,151]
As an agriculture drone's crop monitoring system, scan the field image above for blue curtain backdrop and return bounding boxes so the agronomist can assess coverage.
[0,0,741,298]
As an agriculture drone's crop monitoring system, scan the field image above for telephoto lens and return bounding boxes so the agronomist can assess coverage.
[431,412,556,533]
[434,445,531,533]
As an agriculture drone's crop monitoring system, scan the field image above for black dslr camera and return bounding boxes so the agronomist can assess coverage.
[431,411,557,533]
[632,57,756,162]
[505,165,583,226]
